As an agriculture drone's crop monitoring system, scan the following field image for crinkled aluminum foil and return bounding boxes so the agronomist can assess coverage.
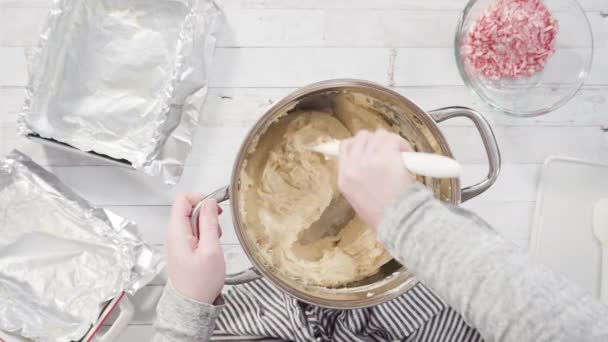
[0,150,164,341]
[19,0,222,185]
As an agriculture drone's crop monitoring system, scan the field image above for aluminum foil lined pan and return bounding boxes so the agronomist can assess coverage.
[0,151,164,341]
[19,0,222,185]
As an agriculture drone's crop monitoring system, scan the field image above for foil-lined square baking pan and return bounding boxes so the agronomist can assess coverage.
[0,150,163,341]
[19,0,222,185]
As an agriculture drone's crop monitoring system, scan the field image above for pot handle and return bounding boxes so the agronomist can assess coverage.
[191,186,262,285]
[429,106,501,202]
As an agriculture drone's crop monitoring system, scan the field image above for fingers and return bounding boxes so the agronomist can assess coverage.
[396,136,413,152]
[198,199,222,251]
[352,130,371,156]
[338,138,352,191]
[339,136,353,160]
[183,193,224,216]
[184,193,205,207]
[167,193,224,246]
[367,130,412,153]
[340,130,412,163]
[169,194,198,238]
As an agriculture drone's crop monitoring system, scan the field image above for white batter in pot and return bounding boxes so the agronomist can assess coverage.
[239,94,397,287]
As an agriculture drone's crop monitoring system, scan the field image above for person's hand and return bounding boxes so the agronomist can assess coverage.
[165,194,225,304]
[338,130,416,231]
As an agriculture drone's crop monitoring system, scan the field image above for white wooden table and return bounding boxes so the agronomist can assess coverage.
[1,0,607,340]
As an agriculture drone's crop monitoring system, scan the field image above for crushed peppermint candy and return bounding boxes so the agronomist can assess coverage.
[462,0,559,80]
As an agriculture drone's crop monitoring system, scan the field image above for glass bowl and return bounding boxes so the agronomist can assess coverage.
[455,0,593,117]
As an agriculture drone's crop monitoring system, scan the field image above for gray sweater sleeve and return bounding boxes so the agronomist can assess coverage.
[152,283,223,342]
[378,184,608,342]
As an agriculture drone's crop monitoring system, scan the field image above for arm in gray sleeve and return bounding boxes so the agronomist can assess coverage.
[378,184,608,342]
[152,282,223,342]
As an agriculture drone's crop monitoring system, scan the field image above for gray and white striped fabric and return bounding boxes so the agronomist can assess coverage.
[212,279,482,342]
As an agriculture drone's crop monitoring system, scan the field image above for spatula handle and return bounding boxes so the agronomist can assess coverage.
[311,141,461,178]
[400,152,461,178]
[601,246,608,304]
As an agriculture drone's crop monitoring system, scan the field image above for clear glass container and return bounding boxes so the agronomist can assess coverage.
[455,0,593,117]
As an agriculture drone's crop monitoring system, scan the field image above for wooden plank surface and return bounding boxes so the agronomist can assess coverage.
[2,7,604,48]
[3,86,608,131]
[2,46,606,87]
[1,0,607,340]
[2,0,607,11]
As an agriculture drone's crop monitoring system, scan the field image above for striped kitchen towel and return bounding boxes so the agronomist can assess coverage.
[212,279,482,342]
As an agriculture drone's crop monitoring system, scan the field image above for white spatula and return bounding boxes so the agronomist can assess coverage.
[593,198,608,304]
[309,139,462,178]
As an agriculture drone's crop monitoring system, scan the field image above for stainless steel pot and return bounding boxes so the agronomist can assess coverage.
[192,79,501,309]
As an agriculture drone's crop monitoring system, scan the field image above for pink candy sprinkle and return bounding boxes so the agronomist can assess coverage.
[462,0,559,80]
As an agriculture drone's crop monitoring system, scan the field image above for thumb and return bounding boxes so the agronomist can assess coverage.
[198,199,221,249]
[397,137,413,152]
